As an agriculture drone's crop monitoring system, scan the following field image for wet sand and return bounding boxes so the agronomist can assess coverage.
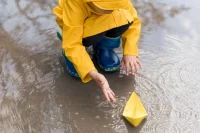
[0,0,200,133]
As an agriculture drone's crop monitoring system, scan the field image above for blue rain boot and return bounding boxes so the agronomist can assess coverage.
[94,36,121,72]
[57,32,80,78]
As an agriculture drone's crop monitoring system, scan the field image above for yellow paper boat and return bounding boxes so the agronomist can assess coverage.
[122,92,148,127]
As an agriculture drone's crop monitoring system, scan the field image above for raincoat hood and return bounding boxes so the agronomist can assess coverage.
[84,0,129,10]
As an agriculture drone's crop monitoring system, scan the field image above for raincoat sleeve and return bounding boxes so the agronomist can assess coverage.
[122,2,141,57]
[54,0,96,83]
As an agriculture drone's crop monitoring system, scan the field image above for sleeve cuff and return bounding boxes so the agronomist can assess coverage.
[81,67,97,83]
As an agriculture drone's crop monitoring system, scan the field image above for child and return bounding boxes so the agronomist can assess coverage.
[53,0,142,103]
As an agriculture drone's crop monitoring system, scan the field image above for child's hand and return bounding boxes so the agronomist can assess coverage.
[88,70,116,103]
[120,55,142,75]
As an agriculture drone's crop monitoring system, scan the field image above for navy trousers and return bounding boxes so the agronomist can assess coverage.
[82,22,133,47]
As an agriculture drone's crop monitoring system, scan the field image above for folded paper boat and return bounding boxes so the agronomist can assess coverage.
[122,92,148,127]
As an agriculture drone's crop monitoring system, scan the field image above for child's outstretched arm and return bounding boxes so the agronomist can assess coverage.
[53,0,116,103]
[54,0,96,83]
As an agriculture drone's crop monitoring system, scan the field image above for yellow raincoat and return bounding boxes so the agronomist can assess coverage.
[53,0,141,83]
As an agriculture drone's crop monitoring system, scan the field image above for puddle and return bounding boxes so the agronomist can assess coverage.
[0,0,200,132]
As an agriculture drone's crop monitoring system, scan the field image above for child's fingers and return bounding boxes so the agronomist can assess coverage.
[110,89,115,96]
[120,60,125,70]
[108,92,116,103]
[137,60,142,69]
[126,63,130,76]
[134,63,138,74]
[103,88,110,102]
[131,63,135,75]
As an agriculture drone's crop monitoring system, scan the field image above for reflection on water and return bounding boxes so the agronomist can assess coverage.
[132,0,190,27]
[0,0,200,133]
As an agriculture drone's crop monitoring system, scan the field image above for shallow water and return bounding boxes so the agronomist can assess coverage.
[0,0,200,133]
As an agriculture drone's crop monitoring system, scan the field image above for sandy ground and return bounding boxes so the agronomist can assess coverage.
[0,0,200,133]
